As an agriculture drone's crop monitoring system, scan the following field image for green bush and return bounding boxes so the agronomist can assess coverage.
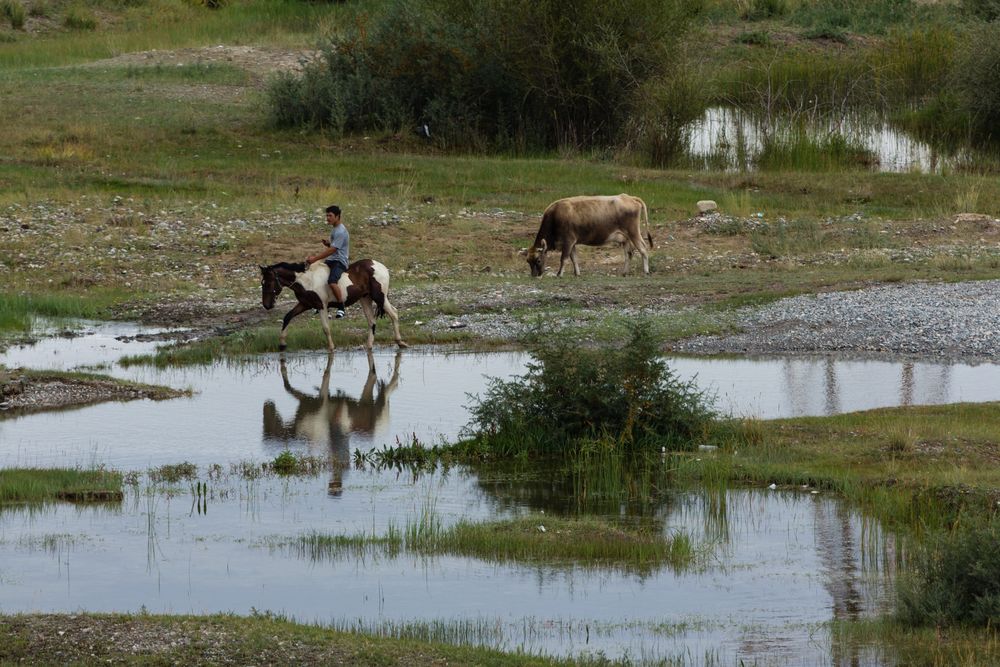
[466,321,715,456]
[897,524,1000,628]
[1,0,26,29]
[267,0,702,160]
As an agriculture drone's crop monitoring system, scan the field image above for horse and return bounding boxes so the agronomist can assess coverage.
[260,259,408,361]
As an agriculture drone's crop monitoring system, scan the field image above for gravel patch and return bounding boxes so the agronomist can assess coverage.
[0,373,187,415]
[674,280,1000,362]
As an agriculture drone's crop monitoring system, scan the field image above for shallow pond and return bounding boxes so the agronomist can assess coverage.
[2,323,999,468]
[2,322,992,663]
[1,470,893,664]
[684,106,977,173]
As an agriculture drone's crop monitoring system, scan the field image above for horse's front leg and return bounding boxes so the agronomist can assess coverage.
[279,303,309,351]
[318,304,335,352]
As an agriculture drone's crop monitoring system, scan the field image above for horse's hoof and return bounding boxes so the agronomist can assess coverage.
[279,345,287,351]
[397,341,409,349]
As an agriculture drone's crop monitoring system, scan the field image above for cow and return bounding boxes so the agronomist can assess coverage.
[526,194,653,277]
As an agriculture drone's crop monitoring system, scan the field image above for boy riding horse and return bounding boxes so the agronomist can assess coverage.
[305,205,349,319]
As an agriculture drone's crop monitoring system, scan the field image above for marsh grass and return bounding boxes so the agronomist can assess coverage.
[756,133,876,171]
[148,462,197,484]
[834,618,1000,666]
[0,292,118,333]
[431,515,695,572]
[0,467,122,504]
[293,513,694,573]
[700,402,1000,530]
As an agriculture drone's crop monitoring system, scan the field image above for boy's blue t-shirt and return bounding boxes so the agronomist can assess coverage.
[328,224,349,267]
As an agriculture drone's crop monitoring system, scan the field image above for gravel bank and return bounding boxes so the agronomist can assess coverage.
[674,280,1000,362]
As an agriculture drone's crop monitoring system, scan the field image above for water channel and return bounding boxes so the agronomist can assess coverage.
[2,321,995,663]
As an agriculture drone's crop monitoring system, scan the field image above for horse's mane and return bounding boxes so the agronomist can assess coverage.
[269,261,307,273]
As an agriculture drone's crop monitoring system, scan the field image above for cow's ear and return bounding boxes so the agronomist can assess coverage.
[539,239,547,252]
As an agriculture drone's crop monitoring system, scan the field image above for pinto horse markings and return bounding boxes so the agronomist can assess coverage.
[260,259,407,360]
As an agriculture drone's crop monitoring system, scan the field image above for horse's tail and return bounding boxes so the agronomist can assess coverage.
[370,272,387,319]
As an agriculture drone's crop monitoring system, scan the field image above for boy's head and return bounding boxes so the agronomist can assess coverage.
[325,205,341,226]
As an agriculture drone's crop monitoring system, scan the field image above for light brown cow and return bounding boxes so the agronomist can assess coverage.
[526,194,653,277]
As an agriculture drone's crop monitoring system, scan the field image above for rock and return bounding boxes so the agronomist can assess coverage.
[697,200,718,215]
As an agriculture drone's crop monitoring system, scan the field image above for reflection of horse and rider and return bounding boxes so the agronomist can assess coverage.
[262,351,401,495]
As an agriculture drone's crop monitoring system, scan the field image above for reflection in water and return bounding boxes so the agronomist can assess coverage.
[262,351,401,495]
[900,363,914,406]
[474,455,681,518]
[824,357,841,416]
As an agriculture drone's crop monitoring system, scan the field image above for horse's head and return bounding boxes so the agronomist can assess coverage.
[526,239,547,277]
[260,265,282,310]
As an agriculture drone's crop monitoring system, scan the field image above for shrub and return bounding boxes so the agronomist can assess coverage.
[897,524,1000,628]
[267,0,702,159]
[1,0,26,29]
[466,321,715,456]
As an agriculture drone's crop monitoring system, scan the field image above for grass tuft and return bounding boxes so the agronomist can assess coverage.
[0,468,123,504]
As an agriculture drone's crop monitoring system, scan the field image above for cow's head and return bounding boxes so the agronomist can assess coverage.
[527,239,547,277]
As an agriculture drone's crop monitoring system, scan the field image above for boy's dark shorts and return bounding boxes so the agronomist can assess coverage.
[325,259,348,284]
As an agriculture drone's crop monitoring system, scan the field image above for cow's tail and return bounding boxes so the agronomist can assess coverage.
[641,198,653,248]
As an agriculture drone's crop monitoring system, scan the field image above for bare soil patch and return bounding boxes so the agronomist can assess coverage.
[83,45,318,83]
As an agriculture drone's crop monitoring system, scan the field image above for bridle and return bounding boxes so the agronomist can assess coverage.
[261,268,287,304]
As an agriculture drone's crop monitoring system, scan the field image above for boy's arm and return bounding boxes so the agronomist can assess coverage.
[306,246,336,264]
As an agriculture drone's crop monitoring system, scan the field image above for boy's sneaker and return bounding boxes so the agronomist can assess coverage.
[335,309,346,319]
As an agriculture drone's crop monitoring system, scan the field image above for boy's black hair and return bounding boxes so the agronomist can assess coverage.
[325,205,341,216]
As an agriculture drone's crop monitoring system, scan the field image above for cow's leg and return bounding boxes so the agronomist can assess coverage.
[279,302,309,351]
[359,297,377,354]
[557,248,571,277]
[570,245,581,276]
[623,244,632,276]
[639,243,650,274]
[626,231,650,275]
[382,297,409,348]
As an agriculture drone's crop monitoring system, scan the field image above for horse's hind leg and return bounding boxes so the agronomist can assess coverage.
[360,297,377,351]
[382,298,408,349]
[279,303,309,351]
